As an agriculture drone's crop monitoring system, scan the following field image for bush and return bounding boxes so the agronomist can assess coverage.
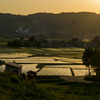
[84,75,100,81]
[7,39,24,47]
[10,76,20,83]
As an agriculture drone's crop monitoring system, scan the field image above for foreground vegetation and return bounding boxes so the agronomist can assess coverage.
[0,73,100,100]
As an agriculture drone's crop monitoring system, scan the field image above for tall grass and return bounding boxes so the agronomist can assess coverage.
[0,73,100,100]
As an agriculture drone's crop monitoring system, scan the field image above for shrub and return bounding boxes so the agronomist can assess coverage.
[10,76,20,83]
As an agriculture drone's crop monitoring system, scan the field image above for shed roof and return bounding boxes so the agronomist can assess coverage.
[5,62,22,68]
[27,70,37,74]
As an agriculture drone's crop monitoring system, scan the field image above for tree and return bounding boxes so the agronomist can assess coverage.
[7,41,12,46]
[28,36,35,42]
[71,38,79,47]
[71,38,79,43]
[82,47,96,75]
[90,49,100,77]
[91,36,100,47]
[7,39,24,47]
[92,36,100,43]
[91,49,100,68]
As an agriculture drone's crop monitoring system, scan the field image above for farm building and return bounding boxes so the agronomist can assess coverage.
[5,62,22,75]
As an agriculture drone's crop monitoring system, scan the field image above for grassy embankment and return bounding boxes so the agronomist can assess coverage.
[0,72,100,100]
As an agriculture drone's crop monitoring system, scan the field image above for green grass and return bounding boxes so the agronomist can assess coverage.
[0,73,59,100]
[36,76,100,100]
[0,73,100,100]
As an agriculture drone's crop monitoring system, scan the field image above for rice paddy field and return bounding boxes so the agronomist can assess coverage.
[0,37,84,58]
[0,38,99,100]
[0,47,84,58]
[0,54,96,76]
[0,38,95,77]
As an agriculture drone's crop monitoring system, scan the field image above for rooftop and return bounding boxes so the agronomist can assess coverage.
[5,62,22,68]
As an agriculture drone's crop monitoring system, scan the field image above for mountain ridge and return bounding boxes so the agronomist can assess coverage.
[0,12,100,39]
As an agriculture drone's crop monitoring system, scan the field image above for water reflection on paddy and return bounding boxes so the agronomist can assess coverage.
[0,53,32,59]
[3,60,66,64]
[0,54,95,76]
[73,69,96,76]
[37,68,72,76]
[22,64,38,73]
[44,65,86,69]
[0,64,96,76]
[2,57,82,64]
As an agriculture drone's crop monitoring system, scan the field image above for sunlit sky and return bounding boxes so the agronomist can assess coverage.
[0,0,100,15]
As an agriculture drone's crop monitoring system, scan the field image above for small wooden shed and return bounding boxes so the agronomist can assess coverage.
[27,70,37,79]
[5,62,22,75]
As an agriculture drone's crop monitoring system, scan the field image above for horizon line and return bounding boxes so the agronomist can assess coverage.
[0,11,99,16]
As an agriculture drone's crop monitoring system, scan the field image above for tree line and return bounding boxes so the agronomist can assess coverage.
[7,37,85,48]
[7,36,100,48]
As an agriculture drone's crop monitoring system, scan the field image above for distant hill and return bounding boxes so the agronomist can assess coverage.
[0,12,100,39]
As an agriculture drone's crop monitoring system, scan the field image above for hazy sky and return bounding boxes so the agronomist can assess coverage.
[0,0,100,15]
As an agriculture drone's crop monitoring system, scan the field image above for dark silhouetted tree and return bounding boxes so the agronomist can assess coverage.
[91,49,100,68]
[82,47,96,75]
[28,36,35,42]
[11,39,23,47]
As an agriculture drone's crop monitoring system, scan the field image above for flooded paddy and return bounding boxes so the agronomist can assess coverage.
[0,53,96,76]
[37,68,72,76]
[2,57,82,64]
[44,65,86,69]
[0,64,95,76]
[3,59,66,64]
[22,64,38,73]
[73,69,96,76]
[0,53,32,59]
